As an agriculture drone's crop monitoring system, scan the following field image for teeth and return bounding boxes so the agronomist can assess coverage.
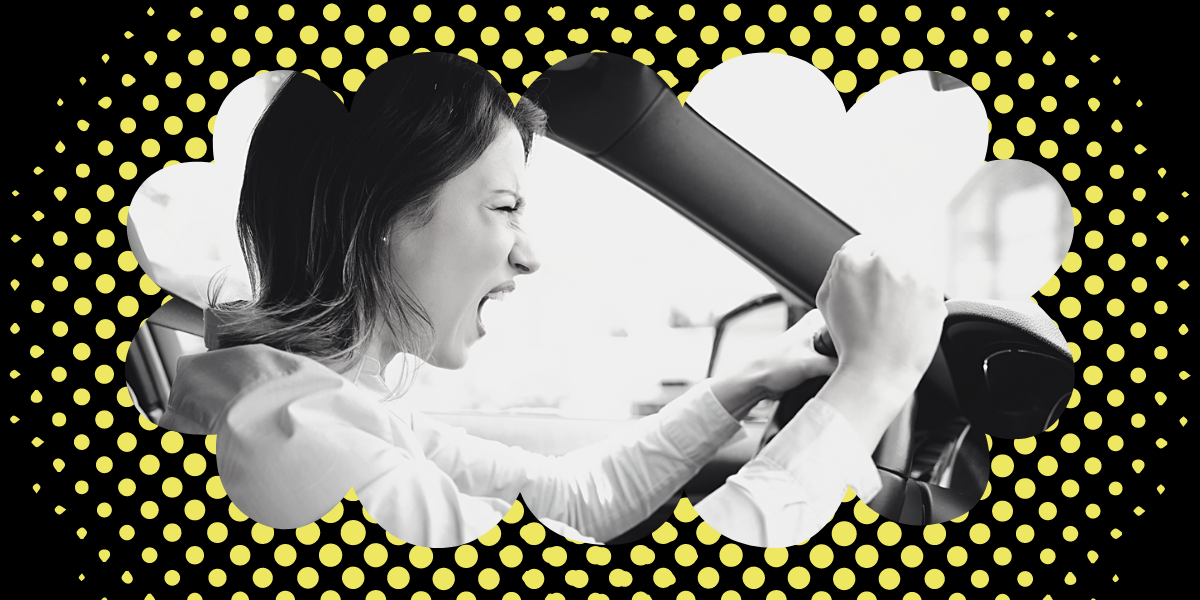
[485,291,509,301]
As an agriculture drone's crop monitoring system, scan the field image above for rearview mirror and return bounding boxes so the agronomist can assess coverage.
[707,294,788,380]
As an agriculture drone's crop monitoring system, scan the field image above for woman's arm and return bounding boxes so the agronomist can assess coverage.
[692,370,912,547]
[415,377,750,543]
[414,308,838,543]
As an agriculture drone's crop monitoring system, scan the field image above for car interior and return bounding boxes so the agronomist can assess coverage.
[126,53,1074,543]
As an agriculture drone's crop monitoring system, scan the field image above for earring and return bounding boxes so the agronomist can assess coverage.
[382,236,389,244]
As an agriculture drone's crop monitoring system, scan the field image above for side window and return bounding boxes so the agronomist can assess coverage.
[392,139,779,419]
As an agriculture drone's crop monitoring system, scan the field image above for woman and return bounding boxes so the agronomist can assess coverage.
[157,54,946,548]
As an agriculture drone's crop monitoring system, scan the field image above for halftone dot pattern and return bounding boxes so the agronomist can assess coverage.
[11,3,1189,598]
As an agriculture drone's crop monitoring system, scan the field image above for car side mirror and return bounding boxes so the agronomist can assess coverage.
[707,294,788,380]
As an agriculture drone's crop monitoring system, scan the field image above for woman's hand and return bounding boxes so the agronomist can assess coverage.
[816,234,946,388]
[710,308,838,421]
[750,308,839,399]
[810,234,947,450]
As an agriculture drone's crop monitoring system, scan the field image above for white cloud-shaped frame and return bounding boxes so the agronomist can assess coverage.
[127,52,1072,548]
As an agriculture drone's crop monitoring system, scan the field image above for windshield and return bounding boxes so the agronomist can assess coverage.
[686,58,1072,301]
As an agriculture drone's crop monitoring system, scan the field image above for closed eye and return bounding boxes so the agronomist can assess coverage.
[496,197,525,213]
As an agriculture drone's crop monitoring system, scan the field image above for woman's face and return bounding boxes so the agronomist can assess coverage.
[389,124,540,369]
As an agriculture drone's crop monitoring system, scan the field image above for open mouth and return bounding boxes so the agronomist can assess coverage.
[476,284,514,336]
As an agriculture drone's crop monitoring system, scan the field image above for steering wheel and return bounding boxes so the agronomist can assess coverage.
[756,299,1074,525]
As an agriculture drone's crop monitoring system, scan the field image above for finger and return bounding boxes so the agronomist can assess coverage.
[801,307,826,327]
[810,353,838,378]
[796,307,826,334]
[816,265,833,310]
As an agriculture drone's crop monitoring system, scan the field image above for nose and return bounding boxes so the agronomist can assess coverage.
[509,230,541,275]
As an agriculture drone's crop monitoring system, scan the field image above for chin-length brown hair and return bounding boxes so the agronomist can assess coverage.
[209,53,547,386]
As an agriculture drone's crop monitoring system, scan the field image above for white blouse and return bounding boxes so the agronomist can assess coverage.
[159,344,882,548]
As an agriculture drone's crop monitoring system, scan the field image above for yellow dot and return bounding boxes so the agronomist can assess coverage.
[1038,456,1059,476]
[992,139,1014,160]
[183,453,207,476]
[924,524,947,546]
[140,139,161,157]
[321,47,342,68]
[1017,117,1036,136]
[163,116,183,135]
[435,26,455,46]
[232,49,251,67]
[994,94,1013,113]
[477,26,499,46]
[745,25,765,45]
[185,138,207,159]
[813,4,832,22]
[854,545,879,568]
[834,70,857,92]
[809,544,835,569]
[967,523,990,545]
[835,26,856,46]
[365,47,389,69]
[993,499,1012,523]
[808,47,834,70]
[319,543,342,567]
[1018,73,1035,89]
[900,545,923,567]
[969,71,990,90]
[903,48,923,68]
[276,544,297,566]
[876,521,902,546]
[1015,525,1035,544]
[297,567,318,589]
[323,4,341,20]
[880,26,900,46]
[1107,298,1125,316]
[502,49,522,69]
[117,296,139,317]
[1059,297,1081,318]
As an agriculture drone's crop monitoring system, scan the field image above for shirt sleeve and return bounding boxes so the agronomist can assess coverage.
[201,359,555,549]
[692,397,883,547]
[413,380,748,544]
